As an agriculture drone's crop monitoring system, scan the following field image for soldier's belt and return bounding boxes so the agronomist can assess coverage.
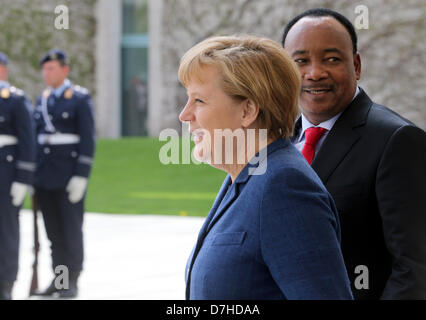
[0,135,18,148]
[38,133,80,145]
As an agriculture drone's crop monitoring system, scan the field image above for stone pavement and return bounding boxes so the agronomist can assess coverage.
[13,210,204,300]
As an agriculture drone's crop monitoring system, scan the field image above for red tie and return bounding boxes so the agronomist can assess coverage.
[301,127,327,165]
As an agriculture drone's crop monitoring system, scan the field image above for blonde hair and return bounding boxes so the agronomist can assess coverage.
[178,35,301,139]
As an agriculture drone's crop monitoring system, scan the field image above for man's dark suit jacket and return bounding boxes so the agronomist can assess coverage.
[293,88,426,299]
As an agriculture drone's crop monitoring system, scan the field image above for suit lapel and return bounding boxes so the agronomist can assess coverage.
[312,120,361,183]
[185,138,290,299]
[205,180,238,234]
[292,115,302,143]
[197,175,232,241]
[311,89,373,184]
[185,175,232,299]
[203,138,288,233]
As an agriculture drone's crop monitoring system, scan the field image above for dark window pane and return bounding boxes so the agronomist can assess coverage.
[122,0,148,34]
[121,47,149,136]
[121,0,149,136]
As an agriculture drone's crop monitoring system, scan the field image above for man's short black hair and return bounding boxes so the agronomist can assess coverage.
[39,49,69,67]
[281,8,358,54]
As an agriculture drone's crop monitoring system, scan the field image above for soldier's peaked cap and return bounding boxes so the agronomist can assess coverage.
[40,49,68,67]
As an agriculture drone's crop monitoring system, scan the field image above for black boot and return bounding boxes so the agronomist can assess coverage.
[0,282,13,300]
[57,271,80,298]
[32,278,60,296]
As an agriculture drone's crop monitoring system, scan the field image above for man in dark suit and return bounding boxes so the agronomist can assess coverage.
[282,8,426,299]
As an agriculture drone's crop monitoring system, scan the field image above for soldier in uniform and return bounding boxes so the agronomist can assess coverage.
[0,52,36,300]
[33,49,95,298]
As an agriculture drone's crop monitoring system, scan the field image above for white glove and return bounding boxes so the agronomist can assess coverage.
[10,182,28,207]
[66,176,88,204]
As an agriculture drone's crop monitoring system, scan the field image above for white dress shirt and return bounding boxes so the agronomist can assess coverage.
[50,78,71,98]
[294,86,360,157]
[0,80,10,89]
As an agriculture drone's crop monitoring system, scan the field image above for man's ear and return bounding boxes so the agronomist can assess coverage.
[241,99,259,128]
[0,65,8,81]
[354,53,361,80]
[63,65,70,76]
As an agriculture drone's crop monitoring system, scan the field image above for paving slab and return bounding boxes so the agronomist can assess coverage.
[13,210,204,300]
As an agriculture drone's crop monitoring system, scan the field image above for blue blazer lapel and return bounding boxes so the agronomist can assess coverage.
[198,175,231,234]
[185,138,291,299]
[197,175,232,240]
[203,138,289,234]
[185,175,232,299]
[204,140,277,234]
[205,180,238,234]
[191,176,232,263]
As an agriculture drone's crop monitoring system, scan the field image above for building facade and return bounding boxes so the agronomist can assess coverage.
[1,0,425,138]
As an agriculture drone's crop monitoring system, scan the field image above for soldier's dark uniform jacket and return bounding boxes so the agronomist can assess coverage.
[0,83,36,283]
[33,82,95,188]
[0,85,36,190]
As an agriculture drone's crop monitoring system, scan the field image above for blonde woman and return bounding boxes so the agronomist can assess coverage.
[179,35,352,300]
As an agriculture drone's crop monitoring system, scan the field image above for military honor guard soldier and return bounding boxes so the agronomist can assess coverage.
[32,49,95,298]
[0,52,36,300]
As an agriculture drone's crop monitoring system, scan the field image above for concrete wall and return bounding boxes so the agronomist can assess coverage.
[0,0,122,138]
[153,0,426,135]
[147,0,164,136]
[95,0,122,138]
[0,0,96,111]
[1,0,424,138]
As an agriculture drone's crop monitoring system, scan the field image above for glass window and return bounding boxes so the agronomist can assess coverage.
[121,0,149,136]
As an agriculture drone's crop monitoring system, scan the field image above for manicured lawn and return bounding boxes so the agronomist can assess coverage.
[24,138,226,216]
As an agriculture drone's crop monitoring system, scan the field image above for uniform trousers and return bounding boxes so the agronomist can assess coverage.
[0,193,20,282]
[35,188,84,273]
